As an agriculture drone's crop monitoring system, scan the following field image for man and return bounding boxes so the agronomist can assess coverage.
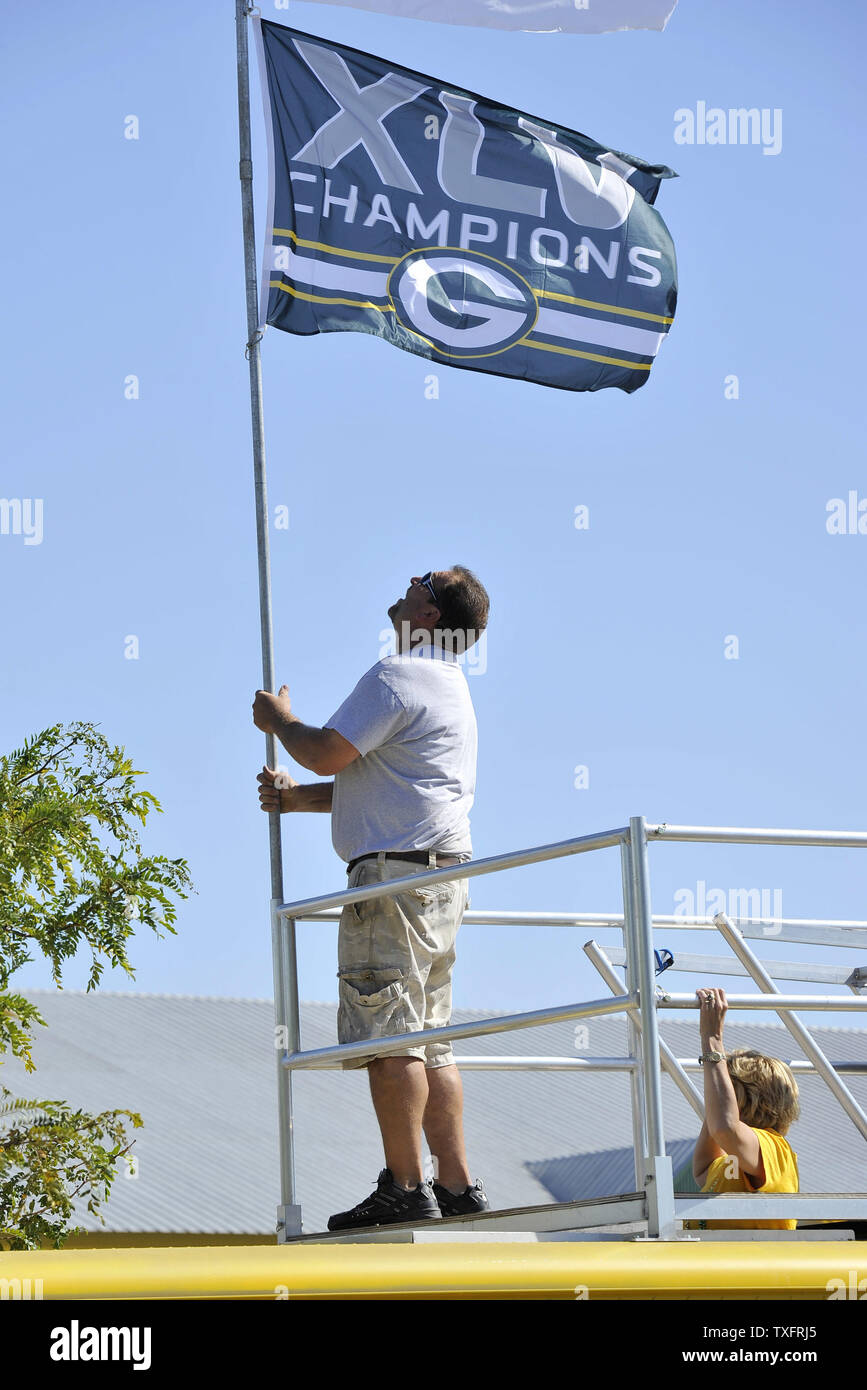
[252,566,491,1230]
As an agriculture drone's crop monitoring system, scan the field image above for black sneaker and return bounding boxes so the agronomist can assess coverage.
[327,1169,443,1231]
[432,1178,490,1217]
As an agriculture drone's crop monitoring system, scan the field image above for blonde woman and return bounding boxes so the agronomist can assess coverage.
[690,986,800,1230]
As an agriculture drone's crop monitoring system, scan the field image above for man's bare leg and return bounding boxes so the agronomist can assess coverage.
[367,1056,428,1188]
[422,1063,472,1191]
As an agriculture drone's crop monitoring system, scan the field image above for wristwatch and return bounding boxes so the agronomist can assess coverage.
[699,1049,726,1065]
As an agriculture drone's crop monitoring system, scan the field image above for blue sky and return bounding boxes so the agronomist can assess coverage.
[2,0,865,1043]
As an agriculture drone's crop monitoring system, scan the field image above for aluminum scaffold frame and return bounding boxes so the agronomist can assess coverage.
[269,817,867,1240]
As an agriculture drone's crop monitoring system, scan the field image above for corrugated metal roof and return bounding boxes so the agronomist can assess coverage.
[1,991,865,1235]
[528,1138,699,1204]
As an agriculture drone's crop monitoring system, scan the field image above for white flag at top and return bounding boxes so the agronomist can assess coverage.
[293,0,678,34]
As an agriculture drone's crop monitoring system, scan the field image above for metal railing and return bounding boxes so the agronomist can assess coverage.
[269,817,867,1239]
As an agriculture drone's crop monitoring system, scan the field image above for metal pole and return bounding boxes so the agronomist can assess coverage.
[284,992,638,1069]
[620,841,648,1187]
[235,0,300,1237]
[456,1057,867,1075]
[600,947,864,990]
[647,824,867,848]
[628,818,666,1157]
[275,826,628,918]
[628,816,676,1239]
[656,992,867,1012]
[271,903,301,1234]
[454,1056,640,1070]
[235,0,282,886]
[713,913,867,1145]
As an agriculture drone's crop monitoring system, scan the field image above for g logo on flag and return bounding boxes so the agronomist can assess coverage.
[388,248,538,359]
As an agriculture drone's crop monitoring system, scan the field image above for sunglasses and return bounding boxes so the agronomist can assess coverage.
[415,572,440,607]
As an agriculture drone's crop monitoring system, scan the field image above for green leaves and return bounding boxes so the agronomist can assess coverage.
[0,722,193,994]
[0,993,46,1073]
[0,1088,144,1251]
[0,722,193,1250]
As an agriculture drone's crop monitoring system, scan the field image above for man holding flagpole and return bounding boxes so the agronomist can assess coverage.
[253,566,491,1229]
[240,0,677,1239]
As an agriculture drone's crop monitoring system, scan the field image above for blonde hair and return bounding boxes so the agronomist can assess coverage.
[726,1049,800,1135]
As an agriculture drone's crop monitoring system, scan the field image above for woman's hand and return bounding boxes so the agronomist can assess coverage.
[696,985,727,1043]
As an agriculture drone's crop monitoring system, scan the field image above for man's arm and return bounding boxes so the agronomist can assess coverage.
[257,766,333,813]
[697,987,763,1183]
[253,685,360,776]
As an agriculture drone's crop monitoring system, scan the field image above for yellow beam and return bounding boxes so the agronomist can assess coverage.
[0,1242,863,1300]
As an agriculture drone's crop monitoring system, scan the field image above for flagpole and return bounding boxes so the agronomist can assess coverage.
[235,0,283,905]
[235,0,303,1238]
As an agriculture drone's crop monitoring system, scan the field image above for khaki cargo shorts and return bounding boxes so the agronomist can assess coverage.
[337,851,470,1070]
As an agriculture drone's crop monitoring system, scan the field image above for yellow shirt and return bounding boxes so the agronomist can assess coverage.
[687,1127,799,1230]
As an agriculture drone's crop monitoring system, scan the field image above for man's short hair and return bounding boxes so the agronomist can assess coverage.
[726,1049,800,1135]
[433,566,490,651]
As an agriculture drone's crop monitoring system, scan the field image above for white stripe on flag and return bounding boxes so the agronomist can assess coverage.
[294,0,677,33]
[272,247,390,297]
[534,305,665,356]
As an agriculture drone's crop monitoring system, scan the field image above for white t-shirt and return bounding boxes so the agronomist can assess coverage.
[324,643,477,863]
